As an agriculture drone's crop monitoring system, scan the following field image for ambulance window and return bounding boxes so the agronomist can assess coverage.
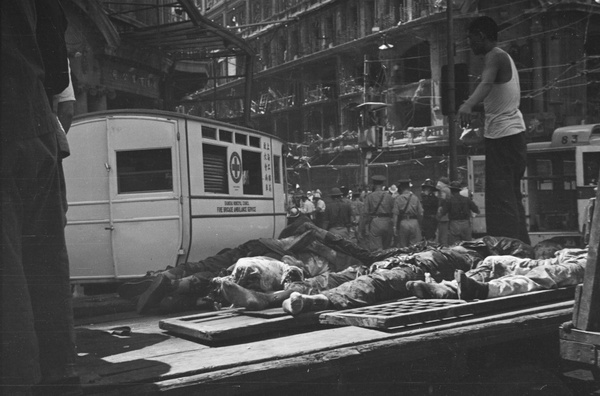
[583,152,600,186]
[274,155,281,184]
[116,148,173,194]
[203,144,229,194]
[235,133,247,145]
[202,126,217,140]
[249,136,260,148]
[219,129,233,142]
[242,150,263,195]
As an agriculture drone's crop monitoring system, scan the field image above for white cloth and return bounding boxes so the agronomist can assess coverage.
[483,47,526,139]
[53,59,75,104]
[469,248,587,297]
[300,199,315,216]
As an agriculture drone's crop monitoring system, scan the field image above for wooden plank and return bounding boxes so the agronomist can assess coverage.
[102,302,574,395]
[158,307,324,343]
[320,287,575,329]
[574,179,600,331]
[559,340,599,367]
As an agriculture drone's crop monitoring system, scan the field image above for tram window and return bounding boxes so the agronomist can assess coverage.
[220,129,233,142]
[564,160,576,176]
[583,152,600,186]
[274,155,281,184]
[242,150,263,195]
[249,136,260,148]
[203,144,229,194]
[235,133,247,145]
[202,126,217,140]
[116,148,173,194]
[536,159,552,177]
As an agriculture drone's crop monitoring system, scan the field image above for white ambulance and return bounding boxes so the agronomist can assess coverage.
[63,110,287,283]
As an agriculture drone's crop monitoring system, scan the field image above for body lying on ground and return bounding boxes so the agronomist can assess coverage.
[405,247,587,301]
[122,222,546,314]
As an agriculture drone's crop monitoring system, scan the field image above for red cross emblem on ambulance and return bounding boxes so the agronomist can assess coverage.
[230,152,242,183]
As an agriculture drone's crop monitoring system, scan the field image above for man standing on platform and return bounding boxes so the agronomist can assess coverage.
[360,175,395,251]
[458,16,530,244]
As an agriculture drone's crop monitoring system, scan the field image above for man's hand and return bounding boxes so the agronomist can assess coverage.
[458,102,474,128]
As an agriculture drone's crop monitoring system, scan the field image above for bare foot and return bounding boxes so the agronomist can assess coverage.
[282,292,330,315]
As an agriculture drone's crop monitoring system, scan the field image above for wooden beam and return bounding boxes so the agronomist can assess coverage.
[573,170,600,331]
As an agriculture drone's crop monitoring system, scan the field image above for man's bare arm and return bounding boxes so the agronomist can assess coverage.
[458,50,503,125]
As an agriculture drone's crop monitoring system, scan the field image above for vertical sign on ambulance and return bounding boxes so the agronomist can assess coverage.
[263,141,272,194]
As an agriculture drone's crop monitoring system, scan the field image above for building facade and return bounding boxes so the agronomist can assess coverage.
[188,0,600,191]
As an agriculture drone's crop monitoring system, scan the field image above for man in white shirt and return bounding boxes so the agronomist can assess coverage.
[458,16,530,245]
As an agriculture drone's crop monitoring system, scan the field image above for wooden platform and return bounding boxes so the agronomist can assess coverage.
[74,291,577,395]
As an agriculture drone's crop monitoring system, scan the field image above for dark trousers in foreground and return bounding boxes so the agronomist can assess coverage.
[1,133,76,390]
[485,133,530,245]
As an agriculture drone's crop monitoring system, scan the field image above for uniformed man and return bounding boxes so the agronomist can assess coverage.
[349,189,365,246]
[393,179,424,248]
[438,181,480,244]
[436,176,452,245]
[420,179,439,241]
[360,175,395,250]
[322,187,353,240]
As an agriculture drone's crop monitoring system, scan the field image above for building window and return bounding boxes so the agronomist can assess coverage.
[203,143,229,194]
[242,150,263,195]
[117,148,173,194]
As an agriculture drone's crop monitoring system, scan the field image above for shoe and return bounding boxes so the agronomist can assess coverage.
[118,277,155,300]
[406,281,458,299]
[136,274,173,314]
[455,270,489,300]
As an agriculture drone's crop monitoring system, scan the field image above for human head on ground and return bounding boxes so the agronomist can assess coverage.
[533,239,563,260]
[467,16,498,55]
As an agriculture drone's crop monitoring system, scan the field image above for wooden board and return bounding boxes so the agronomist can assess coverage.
[158,307,324,343]
[320,287,576,329]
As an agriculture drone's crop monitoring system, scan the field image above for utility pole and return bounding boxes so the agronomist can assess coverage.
[447,2,458,181]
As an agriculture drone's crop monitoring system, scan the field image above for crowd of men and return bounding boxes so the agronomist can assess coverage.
[287,174,480,253]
